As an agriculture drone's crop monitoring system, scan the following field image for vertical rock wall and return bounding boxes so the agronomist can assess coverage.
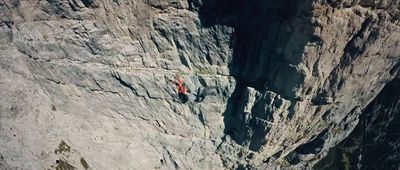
[216,0,400,169]
[315,78,400,169]
[0,0,235,169]
[0,0,399,169]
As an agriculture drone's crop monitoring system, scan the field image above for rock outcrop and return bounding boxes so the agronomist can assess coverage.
[0,0,399,169]
[314,78,400,170]
[217,0,400,168]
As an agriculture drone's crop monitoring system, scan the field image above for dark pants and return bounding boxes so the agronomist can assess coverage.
[178,93,189,103]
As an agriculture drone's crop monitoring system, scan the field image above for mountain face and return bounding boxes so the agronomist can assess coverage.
[0,0,399,169]
[315,78,400,170]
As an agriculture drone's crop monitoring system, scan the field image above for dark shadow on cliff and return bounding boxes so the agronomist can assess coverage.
[192,0,318,151]
[314,78,400,170]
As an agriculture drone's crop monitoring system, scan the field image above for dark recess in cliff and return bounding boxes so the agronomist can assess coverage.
[314,78,400,169]
[194,0,318,151]
[285,129,329,165]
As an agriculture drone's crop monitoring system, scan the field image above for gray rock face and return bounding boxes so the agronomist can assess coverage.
[1,0,234,169]
[314,78,400,170]
[0,0,399,169]
[217,0,400,168]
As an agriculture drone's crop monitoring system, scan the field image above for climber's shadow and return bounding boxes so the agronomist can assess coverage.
[194,0,316,152]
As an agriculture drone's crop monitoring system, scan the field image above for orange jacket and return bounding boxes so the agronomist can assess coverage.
[171,77,187,94]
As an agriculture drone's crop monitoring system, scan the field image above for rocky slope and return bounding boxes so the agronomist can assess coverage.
[0,0,399,169]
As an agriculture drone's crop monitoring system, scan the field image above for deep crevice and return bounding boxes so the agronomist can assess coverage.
[196,0,315,151]
[285,129,328,165]
[81,0,94,8]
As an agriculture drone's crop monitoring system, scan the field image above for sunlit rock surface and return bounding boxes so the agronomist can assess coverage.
[0,0,399,169]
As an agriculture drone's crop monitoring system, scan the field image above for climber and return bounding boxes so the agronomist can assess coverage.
[170,76,218,103]
[170,76,189,103]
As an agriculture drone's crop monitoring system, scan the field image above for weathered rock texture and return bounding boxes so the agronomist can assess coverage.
[0,0,399,169]
[314,78,400,170]
[218,0,400,169]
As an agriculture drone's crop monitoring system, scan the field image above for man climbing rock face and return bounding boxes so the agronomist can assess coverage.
[171,76,189,103]
[170,76,218,103]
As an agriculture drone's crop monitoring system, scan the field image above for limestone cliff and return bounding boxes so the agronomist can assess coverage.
[0,0,399,169]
